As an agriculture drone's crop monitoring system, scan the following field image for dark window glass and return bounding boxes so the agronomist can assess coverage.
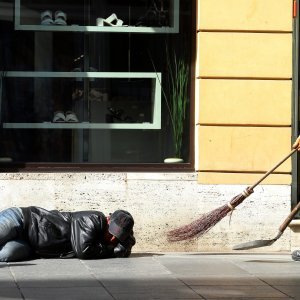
[0,0,193,167]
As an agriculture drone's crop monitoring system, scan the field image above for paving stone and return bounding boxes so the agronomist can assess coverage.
[207,298,292,300]
[8,259,91,276]
[190,285,288,299]
[156,256,249,276]
[0,254,298,299]
[0,288,23,299]
[15,275,101,288]
[100,279,184,287]
[111,291,203,300]
[179,275,266,286]
[227,256,297,275]
[275,286,300,300]
[258,274,300,286]
[0,271,17,287]
[21,287,114,300]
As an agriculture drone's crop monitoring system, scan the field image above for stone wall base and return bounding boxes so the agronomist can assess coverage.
[0,172,292,252]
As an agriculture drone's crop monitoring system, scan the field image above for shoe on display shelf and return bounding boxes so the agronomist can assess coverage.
[53,111,66,122]
[41,10,54,25]
[96,13,125,27]
[53,111,79,123]
[65,111,79,122]
[54,11,67,25]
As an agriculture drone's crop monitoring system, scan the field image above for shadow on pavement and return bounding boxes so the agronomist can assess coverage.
[130,252,164,257]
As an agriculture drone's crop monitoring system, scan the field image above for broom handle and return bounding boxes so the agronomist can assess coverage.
[279,200,300,233]
[250,148,297,190]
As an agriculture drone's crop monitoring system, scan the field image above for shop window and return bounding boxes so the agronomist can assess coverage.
[0,0,194,169]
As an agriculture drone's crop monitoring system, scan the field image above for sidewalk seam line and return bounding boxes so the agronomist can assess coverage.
[79,260,117,300]
[8,263,26,300]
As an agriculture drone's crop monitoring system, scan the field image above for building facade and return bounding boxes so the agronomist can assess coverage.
[0,0,299,252]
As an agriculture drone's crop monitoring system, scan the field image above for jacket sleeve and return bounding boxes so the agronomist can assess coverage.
[70,214,113,259]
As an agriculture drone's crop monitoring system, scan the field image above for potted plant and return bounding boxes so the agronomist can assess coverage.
[149,47,189,162]
[163,49,189,163]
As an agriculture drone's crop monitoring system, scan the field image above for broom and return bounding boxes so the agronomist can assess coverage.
[167,148,298,242]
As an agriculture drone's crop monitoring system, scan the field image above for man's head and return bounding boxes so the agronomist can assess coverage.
[108,210,134,242]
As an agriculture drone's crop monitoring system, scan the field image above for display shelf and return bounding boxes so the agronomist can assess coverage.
[14,25,179,34]
[14,0,179,34]
[2,71,161,130]
[3,122,156,130]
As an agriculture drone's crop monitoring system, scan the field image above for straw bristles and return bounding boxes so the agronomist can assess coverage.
[167,204,231,242]
[167,192,249,242]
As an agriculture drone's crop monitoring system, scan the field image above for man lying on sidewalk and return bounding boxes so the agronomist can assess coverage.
[0,206,135,262]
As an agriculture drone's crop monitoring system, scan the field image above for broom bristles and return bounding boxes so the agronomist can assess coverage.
[167,204,231,242]
[167,193,248,242]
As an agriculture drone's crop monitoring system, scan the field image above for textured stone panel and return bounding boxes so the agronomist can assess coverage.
[0,173,291,252]
[194,184,291,252]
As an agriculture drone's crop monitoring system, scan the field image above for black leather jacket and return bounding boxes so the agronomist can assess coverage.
[20,206,118,259]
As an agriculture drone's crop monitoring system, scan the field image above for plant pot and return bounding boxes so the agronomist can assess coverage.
[164,157,183,163]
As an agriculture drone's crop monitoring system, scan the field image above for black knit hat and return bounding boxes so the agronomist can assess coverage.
[108,210,134,242]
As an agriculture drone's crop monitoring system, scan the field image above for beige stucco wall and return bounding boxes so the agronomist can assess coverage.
[198,0,292,31]
[192,0,296,252]
[196,0,294,184]
[199,80,291,126]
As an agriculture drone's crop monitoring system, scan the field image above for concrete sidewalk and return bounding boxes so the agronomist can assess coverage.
[0,253,299,299]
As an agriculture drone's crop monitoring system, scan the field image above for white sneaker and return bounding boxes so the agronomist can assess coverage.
[65,111,79,122]
[54,11,67,25]
[41,10,54,25]
[53,111,66,122]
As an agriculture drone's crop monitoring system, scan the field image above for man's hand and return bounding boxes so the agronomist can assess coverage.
[293,136,300,151]
[113,243,128,257]
[113,233,136,258]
